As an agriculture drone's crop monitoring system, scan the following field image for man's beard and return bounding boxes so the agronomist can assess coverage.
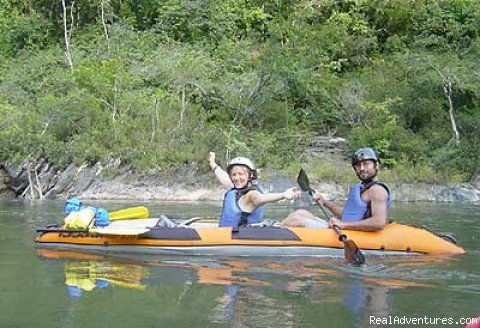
[357,170,378,183]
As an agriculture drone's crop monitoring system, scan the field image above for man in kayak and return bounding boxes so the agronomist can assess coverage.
[208,152,300,227]
[282,147,391,231]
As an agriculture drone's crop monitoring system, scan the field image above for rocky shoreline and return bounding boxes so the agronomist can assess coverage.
[1,159,479,203]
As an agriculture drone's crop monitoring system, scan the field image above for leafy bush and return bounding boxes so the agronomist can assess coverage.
[0,0,479,182]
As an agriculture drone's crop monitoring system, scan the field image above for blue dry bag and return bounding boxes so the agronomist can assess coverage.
[94,208,110,227]
[65,198,83,214]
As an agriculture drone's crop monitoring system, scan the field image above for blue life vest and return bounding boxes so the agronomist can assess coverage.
[219,187,265,227]
[341,181,391,222]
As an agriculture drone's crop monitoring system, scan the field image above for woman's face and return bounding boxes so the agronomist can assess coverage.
[229,165,251,189]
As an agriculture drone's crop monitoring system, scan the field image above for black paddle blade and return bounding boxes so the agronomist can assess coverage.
[297,168,311,192]
[344,239,366,265]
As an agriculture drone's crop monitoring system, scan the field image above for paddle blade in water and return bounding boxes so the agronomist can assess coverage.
[344,239,366,265]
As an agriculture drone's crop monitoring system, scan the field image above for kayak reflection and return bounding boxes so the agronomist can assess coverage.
[38,249,148,297]
[36,249,443,326]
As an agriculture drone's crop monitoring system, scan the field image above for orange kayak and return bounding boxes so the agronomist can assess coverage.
[35,220,465,257]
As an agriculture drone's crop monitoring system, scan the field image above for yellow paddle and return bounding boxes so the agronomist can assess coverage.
[108,206,149,221]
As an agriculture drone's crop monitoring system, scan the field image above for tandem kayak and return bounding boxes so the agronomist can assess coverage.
[35,218,465,257]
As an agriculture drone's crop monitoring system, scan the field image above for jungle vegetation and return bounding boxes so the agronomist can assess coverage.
[0,0,479,183]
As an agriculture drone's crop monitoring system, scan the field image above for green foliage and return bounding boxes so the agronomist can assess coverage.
[0,9,52,56]
[0,0,480,183]
[347,100,428,167]
[411,0,480,50]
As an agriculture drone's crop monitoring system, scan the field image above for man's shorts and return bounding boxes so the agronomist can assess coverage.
[305,217,329,228]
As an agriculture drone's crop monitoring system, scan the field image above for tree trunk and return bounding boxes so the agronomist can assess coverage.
[27,163,36,199]
[442,76,460,145]
[435,68,460,145]
[179,88,186,127]
[150,99,160,142]
[283,79,289,133]
[23,161,45,200]
[101,0,110,45]
[34,168,44,200]
[61,0,74,70]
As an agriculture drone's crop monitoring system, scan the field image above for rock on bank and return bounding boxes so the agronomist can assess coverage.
[1,160,479,202]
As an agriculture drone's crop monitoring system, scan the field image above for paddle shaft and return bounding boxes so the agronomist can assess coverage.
[307,190,330,220]
[332,224,347,243]
[297,168,331,221]
[314,196,365,264]
[297,168,365,265]
[37,228,87,233]
[309,193,346,241]
[311,192,347,242]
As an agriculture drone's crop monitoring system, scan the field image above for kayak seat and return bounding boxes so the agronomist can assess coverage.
[142,227,201,240]
[231,227,301,241]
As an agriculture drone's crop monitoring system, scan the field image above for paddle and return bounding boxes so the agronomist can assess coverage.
[89,226,149,236]
[296,168,365,265]
[178,217,218,226]
[108,206,149,221]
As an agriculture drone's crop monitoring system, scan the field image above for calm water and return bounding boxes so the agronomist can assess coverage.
[1,200,478,328]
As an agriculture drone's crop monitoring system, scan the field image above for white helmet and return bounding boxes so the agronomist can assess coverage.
[226,157,258,180]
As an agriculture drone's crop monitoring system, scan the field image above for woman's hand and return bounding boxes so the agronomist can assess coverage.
[208,152,217,170]
[283,187,301,200]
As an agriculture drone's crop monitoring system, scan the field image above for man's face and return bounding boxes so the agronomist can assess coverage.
[353,159,378,182]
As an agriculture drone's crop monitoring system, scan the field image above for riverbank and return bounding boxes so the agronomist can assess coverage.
[1,159,479,202]
[78,178,480,203]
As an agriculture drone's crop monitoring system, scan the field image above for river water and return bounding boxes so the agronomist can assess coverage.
[1,200,478,328]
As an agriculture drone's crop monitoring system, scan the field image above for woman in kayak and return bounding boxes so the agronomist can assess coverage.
[208,152,300,227]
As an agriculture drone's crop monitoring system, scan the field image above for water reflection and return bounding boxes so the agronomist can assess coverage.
[38,249,148,297]
[35,249,453,327]
[8,201,474,328]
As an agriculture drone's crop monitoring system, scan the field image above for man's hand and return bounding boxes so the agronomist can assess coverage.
[312,192,328,206]
[328,217,344,229]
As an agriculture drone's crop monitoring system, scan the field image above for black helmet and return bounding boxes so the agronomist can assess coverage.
[351,147,379,166]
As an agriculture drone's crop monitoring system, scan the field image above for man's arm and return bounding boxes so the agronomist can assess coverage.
[312,193,343,218]
[322,201,343,219]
